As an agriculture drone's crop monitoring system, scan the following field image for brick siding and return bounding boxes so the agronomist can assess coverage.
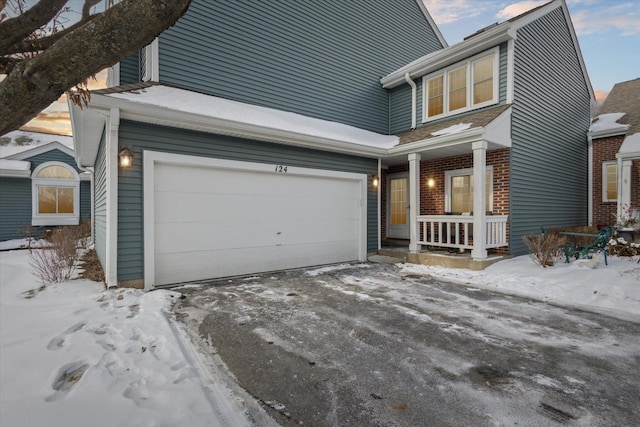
[591,136,640,227]
[381,148,510,254]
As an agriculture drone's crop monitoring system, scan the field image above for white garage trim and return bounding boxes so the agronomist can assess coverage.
[143,150,367,290]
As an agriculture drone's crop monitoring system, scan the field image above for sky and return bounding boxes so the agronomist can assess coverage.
[16,0,640,136]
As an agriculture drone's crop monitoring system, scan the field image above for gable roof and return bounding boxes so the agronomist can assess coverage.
[71,83,400,167]
[593,78,640,138]
[0,130,73,159]
[398,104,511,145]
[381,0,593,103]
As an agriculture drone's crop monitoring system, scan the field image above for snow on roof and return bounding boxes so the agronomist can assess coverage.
[619,133,640,155]
[0,159,30,171]
[589,112,627,134]
[106,85,399,149]
[0,130,73,159]
[430,123,472,137]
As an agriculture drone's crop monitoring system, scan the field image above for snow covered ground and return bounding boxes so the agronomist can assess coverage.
[1,246,638,426]
[398,253,640,323]
[0,249,255,427]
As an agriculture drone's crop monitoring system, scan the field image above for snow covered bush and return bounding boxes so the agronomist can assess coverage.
[608,237,640,258]
[522,232,565,267]
[29,227,82,284]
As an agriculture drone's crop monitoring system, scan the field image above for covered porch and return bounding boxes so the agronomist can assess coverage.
[379,106,512,267]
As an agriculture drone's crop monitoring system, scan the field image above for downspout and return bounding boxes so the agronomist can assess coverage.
[587,135,593,226]
[404,73,417,129]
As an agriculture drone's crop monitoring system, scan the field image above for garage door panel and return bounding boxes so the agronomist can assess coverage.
[152,158,364,286]
[155,217,360,254]
[155,241,359,285]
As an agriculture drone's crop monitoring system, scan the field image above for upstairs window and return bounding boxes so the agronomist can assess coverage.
[423,47,499,121]
[31,162,80,226]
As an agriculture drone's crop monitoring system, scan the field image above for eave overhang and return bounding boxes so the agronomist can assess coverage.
[380,23,514,89]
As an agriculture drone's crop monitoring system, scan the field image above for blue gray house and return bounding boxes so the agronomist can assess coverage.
[69,0,593,289]
[0,131,91,241]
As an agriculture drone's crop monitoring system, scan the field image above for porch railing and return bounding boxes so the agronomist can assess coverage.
[416,215,508,251]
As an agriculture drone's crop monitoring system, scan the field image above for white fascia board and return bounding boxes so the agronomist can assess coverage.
[5,141,74,160]
[388,127,484,156]
[89,93,388,159]
[415,0,448,48]
[69,100,108,168]
[588,126,629,140]
[483,107,512,147]
[0,169,30,177]
[381,23,513,89]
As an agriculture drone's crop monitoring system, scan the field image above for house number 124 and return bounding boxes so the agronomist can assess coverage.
[275,165,288,173]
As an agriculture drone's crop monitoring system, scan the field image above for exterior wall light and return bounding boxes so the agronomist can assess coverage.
[427,178,435,188]
[118,147,133,168]
[372,174,379,188]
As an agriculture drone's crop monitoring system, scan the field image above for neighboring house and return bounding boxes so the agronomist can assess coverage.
[0,131,91,241]
[70,0,592,290]
[589,77,640,229]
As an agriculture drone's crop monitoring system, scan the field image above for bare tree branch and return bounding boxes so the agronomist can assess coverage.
[4,14,97,55]
[0,0,68,55]
[82,0,100,19]
[0,0,192,136]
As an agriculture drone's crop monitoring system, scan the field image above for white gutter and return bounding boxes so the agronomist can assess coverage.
[381,23,513,88]
[404,73,417,129]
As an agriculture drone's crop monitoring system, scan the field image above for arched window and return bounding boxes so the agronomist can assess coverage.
[31,162,80,226]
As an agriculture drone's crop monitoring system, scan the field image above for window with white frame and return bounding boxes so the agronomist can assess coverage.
[423,47,499,121]
[444,167,493,213]
[602,162,617,202]
[31,162,80,226]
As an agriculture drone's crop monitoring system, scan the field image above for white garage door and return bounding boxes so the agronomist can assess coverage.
[145,152,366,286]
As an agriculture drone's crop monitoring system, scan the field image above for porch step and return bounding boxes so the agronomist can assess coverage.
[377,248,505,271]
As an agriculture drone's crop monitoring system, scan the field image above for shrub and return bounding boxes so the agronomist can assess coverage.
[29,226,83,285]
[608,237,640,258]
[522,232,566,267]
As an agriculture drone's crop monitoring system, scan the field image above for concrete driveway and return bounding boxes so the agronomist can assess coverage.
[173,262,640,426]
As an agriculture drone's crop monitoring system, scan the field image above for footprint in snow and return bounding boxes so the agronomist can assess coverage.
[46,322,86,350]
[45,360,89,402]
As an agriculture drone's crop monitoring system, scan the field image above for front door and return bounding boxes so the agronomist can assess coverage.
[387,174,409,239]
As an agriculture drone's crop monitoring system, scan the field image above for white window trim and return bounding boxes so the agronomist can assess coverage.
[602,161,617,202]
[31,162,80,226]
[141,38,159,82]
[444,166,493,213]
[422,47,500,122]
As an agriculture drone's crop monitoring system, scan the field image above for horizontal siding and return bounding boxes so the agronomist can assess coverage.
[157,0,443,134]
[119,52,139,85]
[510,7,591,255]
[0,178,32,241]
[117,120,378,282]
[80,181,91,223]
[93,133,107,269]
[389,84,413,134]
[25,149,77,172]
[499,42,508,104]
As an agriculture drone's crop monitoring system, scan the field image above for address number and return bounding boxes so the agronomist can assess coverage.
[275,165,288,173]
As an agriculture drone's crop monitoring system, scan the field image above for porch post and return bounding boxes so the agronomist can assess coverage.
[408,153,421,252]
[472,140,487,260]
[618,159,632,217]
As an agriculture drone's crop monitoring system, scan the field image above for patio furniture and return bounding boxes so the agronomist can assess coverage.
[560,226,613,266]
